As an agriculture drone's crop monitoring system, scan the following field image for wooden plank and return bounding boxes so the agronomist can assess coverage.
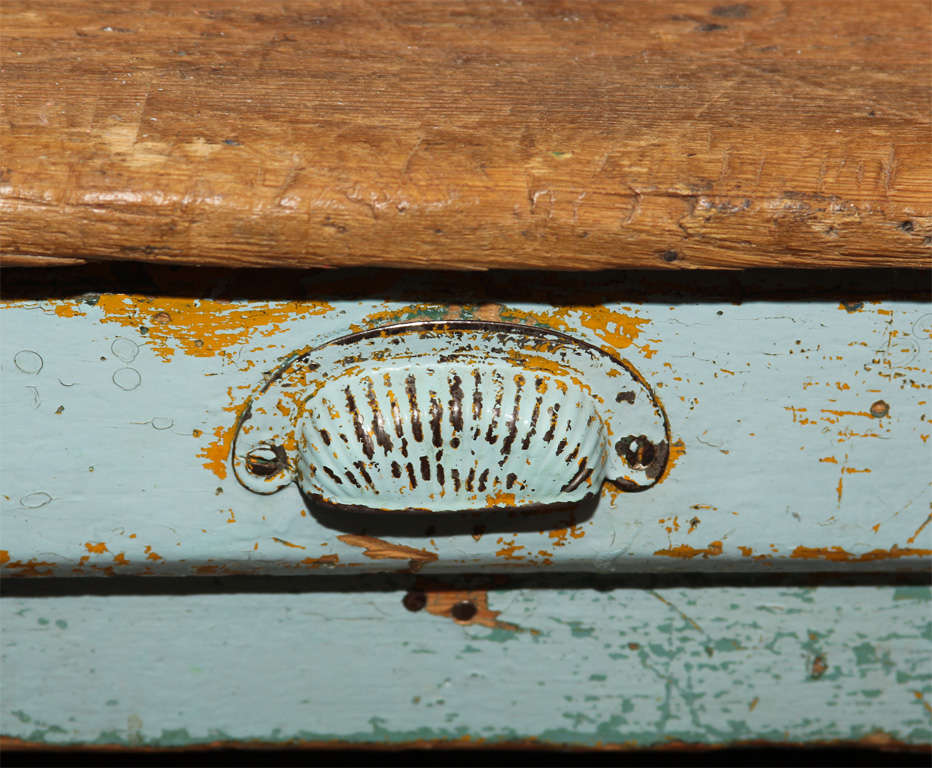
[2,269,929,577]
[0,0,929,270]
[1,584,930,747]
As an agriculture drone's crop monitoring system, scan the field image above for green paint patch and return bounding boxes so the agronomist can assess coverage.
[853,642,879,666]
[11,710,32,723]
[461,644,481,654]
[54,619,68,629]
[589,673,607,681]
[105,699,118,707]
[893,587,931,602]
[481,627,520,643]
[37,618,49,626]
[711,637,744,654]
[860,689,884,698]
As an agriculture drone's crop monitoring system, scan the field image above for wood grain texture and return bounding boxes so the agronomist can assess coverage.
[1,0,930,270]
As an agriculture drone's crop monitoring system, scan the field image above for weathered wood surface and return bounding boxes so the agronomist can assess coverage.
[1,0,930,270]
[1,584,930,748]
[2,269,929,576]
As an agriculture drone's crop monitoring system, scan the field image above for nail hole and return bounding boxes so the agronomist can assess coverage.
[869,400,889,419]
[617,435,656,468]
[402,591,427,612]
[244,445,286,477]
[451,600,478,622]
[899,220,915,233]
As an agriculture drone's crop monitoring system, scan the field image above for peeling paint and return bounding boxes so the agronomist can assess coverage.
[337,534,438,572]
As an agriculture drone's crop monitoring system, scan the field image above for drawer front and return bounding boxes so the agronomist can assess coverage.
[2,270,929,577]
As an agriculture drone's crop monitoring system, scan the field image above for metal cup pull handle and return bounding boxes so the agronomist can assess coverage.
[232,321,670,513]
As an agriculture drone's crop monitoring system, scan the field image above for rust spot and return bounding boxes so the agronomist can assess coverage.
[870,400,890,418]
[654,541,723,559]
[810,655,828,679]
[84,541,108,554]
[913,690,932,718]
[908,514,932,545]
[299,554,339,568]
[152,311,171,325]
[628,642,640,651]
[272,537,306,550]
[337,534,438,572]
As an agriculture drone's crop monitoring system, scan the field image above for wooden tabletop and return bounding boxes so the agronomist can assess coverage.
[1,0,930,270]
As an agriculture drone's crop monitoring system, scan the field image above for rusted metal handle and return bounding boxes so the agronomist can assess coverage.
[232,321,670,513]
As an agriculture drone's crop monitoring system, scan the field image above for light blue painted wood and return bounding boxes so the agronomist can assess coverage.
[1,295,929,575]
[1,585,930,747]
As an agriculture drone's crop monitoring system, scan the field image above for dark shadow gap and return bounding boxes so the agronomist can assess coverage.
[2,569,929,598]
[2,263,930,304]
[1,744,929,767]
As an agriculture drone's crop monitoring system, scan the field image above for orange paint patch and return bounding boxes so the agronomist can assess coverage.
[495,537,526,561]
[654,541,723,559]
[53,302,86,318]
[819,457,838,464]
[655,439,686,485]
[821,408,873,419]
[93,295,333,362]
[790,545,932,562]
[485,491,516,507]
[0,550,9,565]
[547,526,586,546]
[3,559,57,577]
[143,546,162,561]
[337,534,438,572]
[113,552,129,566]
[738,546,753,557]
[199,424,235,480]
[84,541,108,554]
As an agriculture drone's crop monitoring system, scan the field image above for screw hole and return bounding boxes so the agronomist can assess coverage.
[402,591,427,612]
[244,444,286,477]
[451,600,478,622]
[617,434,656,469]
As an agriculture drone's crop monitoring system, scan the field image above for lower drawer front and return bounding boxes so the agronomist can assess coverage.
[1,583,929,749]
